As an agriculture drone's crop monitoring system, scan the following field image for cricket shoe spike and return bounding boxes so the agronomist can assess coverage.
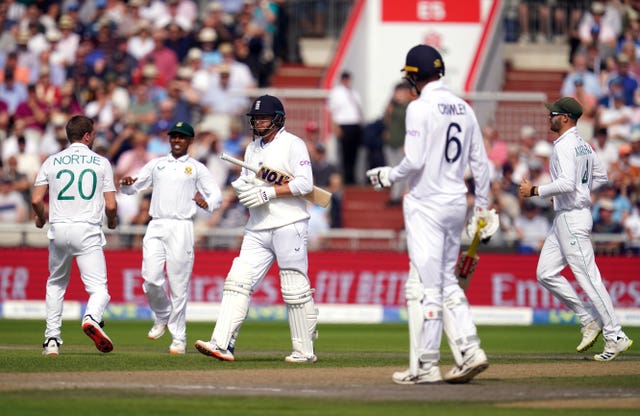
[82,315,113,353]
[443,348,488,384]
[576,320,602,352]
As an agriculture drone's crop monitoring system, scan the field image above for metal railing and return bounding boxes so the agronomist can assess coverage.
[0,222,632,253]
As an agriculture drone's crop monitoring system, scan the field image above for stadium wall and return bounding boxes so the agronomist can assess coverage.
[1,248,638,326]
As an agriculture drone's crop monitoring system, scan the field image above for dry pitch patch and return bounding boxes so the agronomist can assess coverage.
[1,361,639,407]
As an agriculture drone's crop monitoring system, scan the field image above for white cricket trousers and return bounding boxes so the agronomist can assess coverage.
[403,195,478,359]
[141,219,194,344]
[45,223,110,342]
[537,208,624,341]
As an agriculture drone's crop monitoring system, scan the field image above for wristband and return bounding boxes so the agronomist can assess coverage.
[530,186,537,197]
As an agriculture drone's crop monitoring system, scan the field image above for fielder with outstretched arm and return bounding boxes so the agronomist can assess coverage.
[519,97,633,361]
[195,94,319,363]
[367,45,497,385]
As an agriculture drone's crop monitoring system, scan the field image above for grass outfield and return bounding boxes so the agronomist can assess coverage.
[0,319,638,415]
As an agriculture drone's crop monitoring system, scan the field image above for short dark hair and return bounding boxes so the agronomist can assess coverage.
[65,115,94,143]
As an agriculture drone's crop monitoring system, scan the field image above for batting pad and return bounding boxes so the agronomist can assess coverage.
[443,284,480,365]
[212,258,253,350]
[405,264,423,376]
[280,269,317,357]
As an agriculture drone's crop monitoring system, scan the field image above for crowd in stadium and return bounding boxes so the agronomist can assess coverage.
[0,0,639,255]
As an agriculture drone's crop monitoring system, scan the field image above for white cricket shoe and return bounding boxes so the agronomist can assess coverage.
[194,340,235,361]
[42,338,60,356]
[147,321,168,340]
[443,348,488,384]
[169,340,186,355]
[594,337,633,362]
[284,352,318,363]
[392,366,442,385]
[576,320,602,352]
[82,315,113,353]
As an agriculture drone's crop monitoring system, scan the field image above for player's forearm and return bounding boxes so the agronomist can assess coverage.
[32,201,46,223]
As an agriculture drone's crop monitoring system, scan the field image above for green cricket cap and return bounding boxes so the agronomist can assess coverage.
[544,97,583,120]
[168,121,195,137]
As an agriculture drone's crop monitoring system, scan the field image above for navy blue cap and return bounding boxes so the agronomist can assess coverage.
[246,95,285,117]
[402,44,445,79]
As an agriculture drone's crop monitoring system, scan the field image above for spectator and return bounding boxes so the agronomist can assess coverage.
[0,100,10,142]
[2,155,30,209]
[592,182,631,225]
[578,1,618,59]
[560,52,602,98]
[127,20,155,61]
[147,119,173,157]
[163,21,194,63]
[328,70,364,185]
[55,14,80,68]
[114,130,154,182]
[623,198,640,254]
[166,73,197,125]
[14,84,49,134]
[201,63,249,119]
[185,47,209,94]
[383,82,411,205]
[221,116,248,158]
[39,112,69,157]
[201,2,234,45]
[593,197,625,253]
[216,42,256,90]
[128,83,158,134]
[0,175,27,223]
[310,142,342,228]
[602,53,638,106]
[596,82,633,142]
[197,26,222,68]
[106,37,139,85]
[589,126,619,170]
[0,69,28,117]
[482,123,508,181]
[570,77,598,139]
[514,200,551,253]
[138,28,178,87]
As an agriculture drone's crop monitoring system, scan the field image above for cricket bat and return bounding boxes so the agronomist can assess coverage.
[455,218,487,291]
[219,153,332,208]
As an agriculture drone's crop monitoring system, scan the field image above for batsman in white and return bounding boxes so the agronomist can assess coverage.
[32,115,118,356]
[519,97,633,362]
[366,45,496,384]
[120,121,222,355]
[195,95,319,363]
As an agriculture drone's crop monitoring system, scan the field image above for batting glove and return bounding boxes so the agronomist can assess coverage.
[231,176,257,196]
[466,207,500,241]
[238,186,277,208]
[366,166,392,191]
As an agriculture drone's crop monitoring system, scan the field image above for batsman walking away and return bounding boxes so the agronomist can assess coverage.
[366,45,497,385]
[195,94,319,363]
[519,97,633,362]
